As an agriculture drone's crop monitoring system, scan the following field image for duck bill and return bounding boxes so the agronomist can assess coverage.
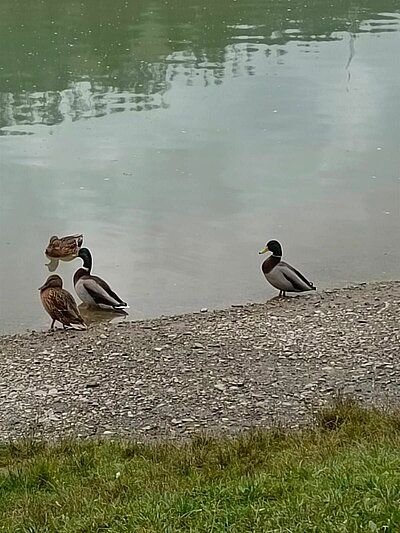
[258,246,269,255]
[38,283,47,291]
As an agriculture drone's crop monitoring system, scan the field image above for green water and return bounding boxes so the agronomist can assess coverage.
[0,0,399,334]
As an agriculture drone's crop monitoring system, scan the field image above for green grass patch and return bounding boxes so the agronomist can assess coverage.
[1,398,400,532]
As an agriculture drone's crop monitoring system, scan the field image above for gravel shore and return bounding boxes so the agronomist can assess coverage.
[0,281,399,441]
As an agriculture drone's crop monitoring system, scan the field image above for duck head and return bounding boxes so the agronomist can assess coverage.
[259,240,283,257]
[39,274,63,291]
[78,247,93,271]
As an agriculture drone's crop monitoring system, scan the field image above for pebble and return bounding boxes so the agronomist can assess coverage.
[0,281,398,441]
[86,381,100,388]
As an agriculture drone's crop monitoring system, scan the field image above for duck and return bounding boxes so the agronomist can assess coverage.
[73,248,129,310]
[45,234,84,259]
[39,274,87,330]
[259,240,316,297]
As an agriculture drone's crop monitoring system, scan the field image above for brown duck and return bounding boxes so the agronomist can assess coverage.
[39,274,87,330]
[45,234,83,259]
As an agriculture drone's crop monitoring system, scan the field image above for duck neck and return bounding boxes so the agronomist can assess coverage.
[74,254,92,285]
[73,268,87,285]
[262,254,281,274]
[81,255,92,273]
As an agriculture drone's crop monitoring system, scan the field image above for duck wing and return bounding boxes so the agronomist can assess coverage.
[61,233,83,242]
[279,262,315,292]
[58,289,85,325]
[82,276,127,307]
[62,234,83,254]
[61,289,85,322]
[43,289,85,326]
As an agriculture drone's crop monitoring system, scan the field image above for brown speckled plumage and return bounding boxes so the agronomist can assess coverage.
[45,234,83,258]
[39,275,86,330]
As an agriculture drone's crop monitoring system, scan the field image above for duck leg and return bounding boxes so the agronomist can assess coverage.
[279,290,283,297]
[50,319,55,331]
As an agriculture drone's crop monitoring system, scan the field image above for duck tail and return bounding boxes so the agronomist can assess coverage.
[76,316,88,329]
[114,302,129,310]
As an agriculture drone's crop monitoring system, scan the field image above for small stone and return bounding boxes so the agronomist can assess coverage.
[200,308,208,313]
[215,383,226,392]
[193,343,205,349]
[229,381,245,387]
[86,381,100,388]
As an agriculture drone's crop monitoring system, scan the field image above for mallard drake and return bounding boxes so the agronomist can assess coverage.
[73,248,129,310]
[39,274,87,330]
[45,234,83,259]
[259,240,316,297]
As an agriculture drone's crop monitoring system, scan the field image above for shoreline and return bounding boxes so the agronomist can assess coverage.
[0,280,399,441]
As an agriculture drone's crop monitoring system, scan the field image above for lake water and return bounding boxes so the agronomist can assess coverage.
[0,0,399,334]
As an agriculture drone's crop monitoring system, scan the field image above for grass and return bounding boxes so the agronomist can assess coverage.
[1,398,400,532]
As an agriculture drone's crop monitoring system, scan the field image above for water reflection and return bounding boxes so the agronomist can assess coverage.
[78,304,128,327]
[45,255,77,273]
[0,0,399,131]
[0,0,400,334]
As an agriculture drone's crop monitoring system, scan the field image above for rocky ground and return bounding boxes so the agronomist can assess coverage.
[0,281,399,441]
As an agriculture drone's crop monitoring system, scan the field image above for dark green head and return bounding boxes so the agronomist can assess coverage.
[259,240,283,257]
[39,274,63,291]
[78,248,93,270]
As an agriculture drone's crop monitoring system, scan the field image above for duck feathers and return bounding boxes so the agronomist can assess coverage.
[74,248,129,310]
[264,261,315,293]
[40,276,86,330]
[45,234,83,258]
[75,275,128,309]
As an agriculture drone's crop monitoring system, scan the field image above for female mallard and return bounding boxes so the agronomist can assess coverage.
[73,248,129,310]
[45,234,83,259]
[39,274,87,330]
[259,240,316,297]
